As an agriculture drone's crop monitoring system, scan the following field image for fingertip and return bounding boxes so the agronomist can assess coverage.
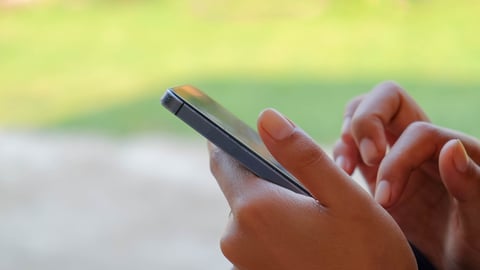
[359,138,382,166]
[374,180,392,207]
[333,139,359,175]
[258,108,295,141]
[335,155,350,174]
[440,139,477,202]
[452,139,470,173]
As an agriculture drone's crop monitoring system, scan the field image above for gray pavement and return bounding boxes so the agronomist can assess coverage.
[0,131,367,269]
[0,131,231,270]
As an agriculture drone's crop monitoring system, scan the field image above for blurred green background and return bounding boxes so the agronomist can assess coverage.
[1,0,479,143]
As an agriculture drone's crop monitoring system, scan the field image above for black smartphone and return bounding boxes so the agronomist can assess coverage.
[161,85,311,196]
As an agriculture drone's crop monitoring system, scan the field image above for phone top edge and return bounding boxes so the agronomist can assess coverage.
[161,89,183,114]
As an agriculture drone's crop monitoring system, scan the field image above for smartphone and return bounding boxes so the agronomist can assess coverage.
[161,85,311,196]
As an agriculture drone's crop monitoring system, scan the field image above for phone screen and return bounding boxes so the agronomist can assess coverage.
[174,87,274,161]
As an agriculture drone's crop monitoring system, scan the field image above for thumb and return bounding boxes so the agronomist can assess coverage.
[439,139,480,203]
[439,139,480,251]
[257,109,366,207]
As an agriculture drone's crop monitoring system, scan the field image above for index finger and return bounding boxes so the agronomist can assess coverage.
[376,122,479,207]
[349,81,430,165]
[258,109,369,208]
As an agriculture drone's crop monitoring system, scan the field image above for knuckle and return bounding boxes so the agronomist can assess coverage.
[220,230,241,265]
[404,121,438,139]
[277,130,329,174]
[234,194,271,229]
[234,188,285,232]
[377,80,404,93]
[350,113,381,135]
[294,141,326,171]
[220,193,277,263]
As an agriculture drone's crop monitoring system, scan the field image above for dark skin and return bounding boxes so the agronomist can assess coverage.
[334,81,480,270]
[208,108,417,270]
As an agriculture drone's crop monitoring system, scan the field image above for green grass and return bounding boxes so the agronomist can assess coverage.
[51,77,480,144]
[1,0,479,142]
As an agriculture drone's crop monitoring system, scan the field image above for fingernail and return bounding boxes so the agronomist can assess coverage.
[261,109,295,141]
[341,117,351,134]
[375,180,391,206]
[359,138,378,166]
[335,155,350,173]
[454,139,469,173]
[335,155,346,169]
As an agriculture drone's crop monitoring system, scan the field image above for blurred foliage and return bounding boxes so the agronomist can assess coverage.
[0,0,479,142]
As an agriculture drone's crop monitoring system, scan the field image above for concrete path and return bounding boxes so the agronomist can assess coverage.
[0,131,231,270]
